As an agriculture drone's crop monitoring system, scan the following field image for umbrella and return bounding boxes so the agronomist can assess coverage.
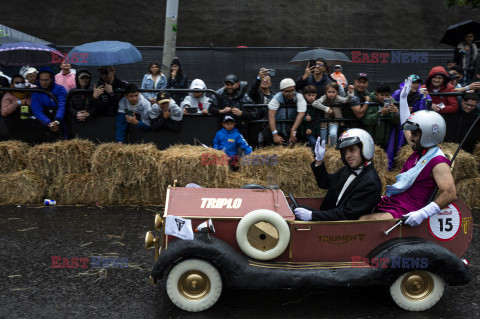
[66,41,142,66]
[0,42,63,66]
[440,20,480,47]
[288,48,351,66]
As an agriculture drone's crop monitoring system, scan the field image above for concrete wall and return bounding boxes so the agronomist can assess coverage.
[1,0,477,48]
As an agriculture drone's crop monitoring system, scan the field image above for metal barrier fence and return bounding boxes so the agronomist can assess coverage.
[0,88,478,152]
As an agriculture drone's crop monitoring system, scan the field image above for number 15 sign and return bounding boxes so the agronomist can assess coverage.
[428,203,461,242]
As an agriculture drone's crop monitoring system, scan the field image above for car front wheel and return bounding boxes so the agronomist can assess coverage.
[166,259,222,312]
[390,270,445,311]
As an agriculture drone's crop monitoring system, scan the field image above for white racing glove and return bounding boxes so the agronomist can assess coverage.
[399,77,413,125]
[315,137,326,162]
[294,207,313,221]
[404,202,441,226]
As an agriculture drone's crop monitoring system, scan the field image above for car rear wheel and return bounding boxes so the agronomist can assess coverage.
[390,270,445,311]
[166,259,222,312]
[236,209,290,261]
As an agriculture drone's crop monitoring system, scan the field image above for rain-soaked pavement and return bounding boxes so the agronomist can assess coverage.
[1,205,479,318]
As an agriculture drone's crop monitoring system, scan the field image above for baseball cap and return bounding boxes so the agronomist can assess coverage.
[224,74,239,84]
[222,115,236,123]
[355,73,369,81]
[280,78,296,90]
[156,91,171,104]
[409,74,422,83]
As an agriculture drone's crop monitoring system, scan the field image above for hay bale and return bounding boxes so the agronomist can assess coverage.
[51,172,166,206]
[239,145,325,198]
[473,141,480,169]
[50,173,97,204]
[456,177,480,209]
[0,140,30,174]
[91,143,164,186]
[161,145,229,188]
[439,142,480,184]
[27,139,96,181]
[0,170,45,204]
[395,145,412,170]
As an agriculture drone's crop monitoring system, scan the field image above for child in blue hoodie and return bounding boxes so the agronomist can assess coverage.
[213,115,252,170]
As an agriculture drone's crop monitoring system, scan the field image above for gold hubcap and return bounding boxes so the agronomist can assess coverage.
[247,222,279,252]
[401,271,434,301]
[178,271,211,300]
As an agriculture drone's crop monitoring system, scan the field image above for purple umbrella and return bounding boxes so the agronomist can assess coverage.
[0,42,64,66]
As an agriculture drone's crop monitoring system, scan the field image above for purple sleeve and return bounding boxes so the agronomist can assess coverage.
[427,155,451,171]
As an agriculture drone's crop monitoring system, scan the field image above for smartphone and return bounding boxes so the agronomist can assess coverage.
[265,69,276,76]
[125,109,133,116]
[309,59,316,67]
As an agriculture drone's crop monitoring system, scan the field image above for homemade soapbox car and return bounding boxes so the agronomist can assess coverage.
[145,185,473,312]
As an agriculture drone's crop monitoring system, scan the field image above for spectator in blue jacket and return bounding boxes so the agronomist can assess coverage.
[141,62,167,104]
[213,115,252,170]
[30,67,68,137]
[115,83,152,143]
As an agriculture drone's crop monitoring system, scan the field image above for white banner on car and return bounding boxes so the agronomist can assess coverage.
[165,215,194,240]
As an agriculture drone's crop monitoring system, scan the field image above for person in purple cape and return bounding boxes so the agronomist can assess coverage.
[359,77,457,227]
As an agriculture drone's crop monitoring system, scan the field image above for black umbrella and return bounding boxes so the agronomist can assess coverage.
[288,48,350,66]
[440,20,480,47]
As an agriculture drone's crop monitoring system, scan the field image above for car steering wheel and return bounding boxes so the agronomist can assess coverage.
[288,193,299,211]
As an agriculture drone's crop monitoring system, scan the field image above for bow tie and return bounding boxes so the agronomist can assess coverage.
[349,168,362,176]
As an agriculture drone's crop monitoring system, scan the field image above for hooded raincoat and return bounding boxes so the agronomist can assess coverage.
[420,66,458,113]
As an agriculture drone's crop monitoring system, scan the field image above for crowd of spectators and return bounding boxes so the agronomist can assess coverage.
[1,36,480,166]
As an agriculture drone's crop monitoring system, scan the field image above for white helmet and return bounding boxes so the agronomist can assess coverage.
[401,110,446,147]
[336,128,375,165]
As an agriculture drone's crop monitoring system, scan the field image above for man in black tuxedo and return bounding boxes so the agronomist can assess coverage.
[294,128,382,221]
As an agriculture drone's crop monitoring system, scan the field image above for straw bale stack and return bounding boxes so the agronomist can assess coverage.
[439,142,479,184]
[160,145,229,188]
[456,177,480,209]
[90,143,164,185]
[239,145,325,197]
[0,170,45,204]
[0,140,30,174]
[27,139,96,181]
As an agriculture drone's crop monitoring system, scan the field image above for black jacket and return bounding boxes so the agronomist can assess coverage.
[310,161,381,221]
[167,74,189,104]
[209,81,258,130]
[94,76,128,115]
[295,73,334,98]
[68,69,101,117]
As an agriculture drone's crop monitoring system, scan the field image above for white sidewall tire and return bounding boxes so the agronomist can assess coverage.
[390,271,445,311]
[236,209,290,261]
[166,259,222,312]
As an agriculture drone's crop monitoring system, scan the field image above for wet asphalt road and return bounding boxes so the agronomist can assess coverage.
[1,206,479,319]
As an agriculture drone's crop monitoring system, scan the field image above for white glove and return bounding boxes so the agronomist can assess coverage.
[294,207,313,221]
[400,77,412,99]
[315,137,326,162]
[399,77,413,125]
[404,202,441,226]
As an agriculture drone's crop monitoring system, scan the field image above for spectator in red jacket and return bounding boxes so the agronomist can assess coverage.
[420,66,458,113]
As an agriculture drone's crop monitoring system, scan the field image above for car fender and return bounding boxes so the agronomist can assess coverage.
[151,233,250,285]
[366,236,470,286]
